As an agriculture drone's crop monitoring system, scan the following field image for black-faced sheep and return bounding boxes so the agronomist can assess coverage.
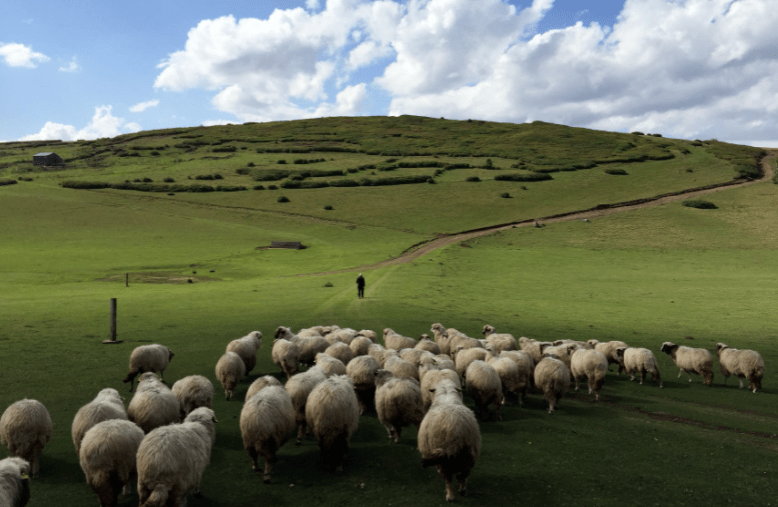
[0,399,52,477]
[78,419,144,507]
[570,349,609,400]
[305,375,360,471]
[122,344,174,392]
[127,373,180,434]
[240,385,296,483]
[417,379,481,502]
[660,342,714,385]
[346,355,380,414]
[136,407,217,507]
[0,457,30,507]
[534,356,571,414]
[715,343,764,392]
[215,351,246,400]
[72,388,128,456]
[271,338,300,379]
[374,370,425,443]
[465,360,503,421]
[171,375,214,419]
[285,366,328,445]
[482,325,518,353]
[226,331,263,374]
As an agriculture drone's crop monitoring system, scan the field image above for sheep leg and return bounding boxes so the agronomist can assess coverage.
[639,371,646,385]
[738,379,744,389]
[494,401,502,422]
[436,466,456,502]
[382,423,394,440]
[262,452,276,484]
[394,426,403,444]
[574,377,580,391]
[457,468,471,497]
[587,377,594,395]
[296,422,306,445]
[247,447,260,472]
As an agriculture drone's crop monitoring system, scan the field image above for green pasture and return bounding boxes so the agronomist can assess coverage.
[0,118,775,506]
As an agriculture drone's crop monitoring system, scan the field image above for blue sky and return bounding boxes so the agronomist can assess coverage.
[2,0,776,146]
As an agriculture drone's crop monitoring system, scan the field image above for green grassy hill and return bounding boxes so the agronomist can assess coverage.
[0,117,774,506]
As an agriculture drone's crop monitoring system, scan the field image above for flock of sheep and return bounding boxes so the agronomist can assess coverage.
[0,323,766,506]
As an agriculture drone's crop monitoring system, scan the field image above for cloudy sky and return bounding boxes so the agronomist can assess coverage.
[2,0,776,146]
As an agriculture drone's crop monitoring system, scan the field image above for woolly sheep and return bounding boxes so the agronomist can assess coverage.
[0,457,30,507]
[356,329,377,342]
[715,343,764,392]
[346,355,381,414]
[326,328,358,345]
[433,354,456,372]
[246,376,282,403]
[497,351,534,403]
[285,366,328,445]
[430,323,452,356]
[399,348,434,368]
[660,342,714,385]
[448,334,482,359]
[465,360,503,420]
[271,338,300,379]
[534,356,571,414]
[520,337,553,365]
[614,348,663,388]
[419,367,461,412]
[368,343,387,366]
[554,339,593,350]
[588,340,629,374]
[570,349,609,400]
[374,370,425,443]
[482,325,518,353]
[454,347,488,379]
[349,336,373,357]
[78,419,144,507]
[417,379,481,502]
[314,353,347,377]
[127,373,180,434]
[122,344,174,392]
[297,326,325,337]
[0,399,52,477]
[416,334,441,355]
[72,388,128,456]
[540,343,576,369]
[240,385,296,483]
[276,326,329,366]
[215,351,246,400]
[136,407,217,507]
[485,351,523,405]
[305,375,360,470]
[171,375,214,418]
[323,341,354,365]
[383,328,417,351]
[384,353,420,381]
[226,331,263,374]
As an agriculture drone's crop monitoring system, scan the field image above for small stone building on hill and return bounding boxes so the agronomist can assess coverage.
[33,152,64,166]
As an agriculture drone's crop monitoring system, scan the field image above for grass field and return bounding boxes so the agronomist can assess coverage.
[0,117,775,506]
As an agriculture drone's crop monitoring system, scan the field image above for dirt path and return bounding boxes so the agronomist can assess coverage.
[304,150,777,277]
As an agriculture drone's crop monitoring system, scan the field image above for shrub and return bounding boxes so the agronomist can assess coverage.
[18,177,33,182]
[150,151,160,156]
[604,169,628,175]
[484,159,493,169]
[212,146,237,153]
[466,176,481,182]
[0,178,18,186]
[683,199,717,209]
[324,205,333,210]
[247,162,255,167]
[268,185,278,190]
[329,179,360,187]
[494,173,553,182]
[324,282,334,287]
[252,169,290,181]
[631,131,644,136]
[236,168,250,175]
[277,196,290,203]
[253,185,265,190]
[164,177,175,183]
[277,159,287,164]
[651,133,663,137]
[427,178,436,184]
[60,180,111,189]
[500,192,511,198]
[215,185,247,192]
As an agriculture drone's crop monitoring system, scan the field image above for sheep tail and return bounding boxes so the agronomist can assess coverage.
[141,484,170,507]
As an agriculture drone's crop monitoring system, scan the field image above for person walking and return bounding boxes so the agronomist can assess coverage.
[356,273,365,299]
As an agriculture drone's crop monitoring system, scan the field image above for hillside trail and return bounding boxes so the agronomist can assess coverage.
[304,149,777,278]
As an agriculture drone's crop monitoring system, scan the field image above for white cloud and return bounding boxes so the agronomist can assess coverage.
[129,99,160,113]
[201,119,236,127]
[59,56,80,73]
[19,106,141,141]
[306,0,321,10]
[0,42,49,68]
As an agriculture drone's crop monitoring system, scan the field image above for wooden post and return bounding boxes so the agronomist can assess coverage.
[126,273,129,287]
[103,298,123,344]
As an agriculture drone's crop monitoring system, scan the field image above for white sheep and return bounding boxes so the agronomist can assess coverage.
[433,354,456,372]
[271,338,300,379]
[540,343,577,369]
[419,366,461,412]
[136,407,217,507]
[240,385,296,483]
[122,344,174,392]
[246,376,282,402]
[323,341,354,365]
[448,333,482,359]
[660,342,714,385]
[482,325,518,353]
[0,399,52,477]
[127,373,180,434]
[285,366,328,445]
[72,388,128,456]
[314,353,347,377]
[588,340,629,374]
[297,326,325,337]
[326,328,358,345]
[349,336,373,357]
[276,326,329,366]
[465,360,503,420]
[356,329,378,342]
[415,334,441,355]
[383,352,420,381]
[615,347,663,388]
[305,375,360,470]
[368,343,387,366]
[383,328,417,351]
[346,355,381,414]
[454,347,488,379]
[215,351,246,400]
[399,348,433,368]
[534,356,571,414]
[519,337,553,364]
[0,457,31,507]
[485,351,523,405]
[430,323,452,356]
[417,379,481,502]
[226,331,263,374]
[715,343,764,392]
[171,375,214,418]
[570,349,609,400]
[78,419,145,507]
[374,370,425,443]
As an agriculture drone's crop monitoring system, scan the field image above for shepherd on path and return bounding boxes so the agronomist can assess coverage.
[356,273,365,299]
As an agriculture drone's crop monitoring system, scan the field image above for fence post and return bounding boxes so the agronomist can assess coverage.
[103,298,122,344]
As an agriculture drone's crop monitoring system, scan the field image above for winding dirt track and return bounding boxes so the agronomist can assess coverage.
[304,150,777,277]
